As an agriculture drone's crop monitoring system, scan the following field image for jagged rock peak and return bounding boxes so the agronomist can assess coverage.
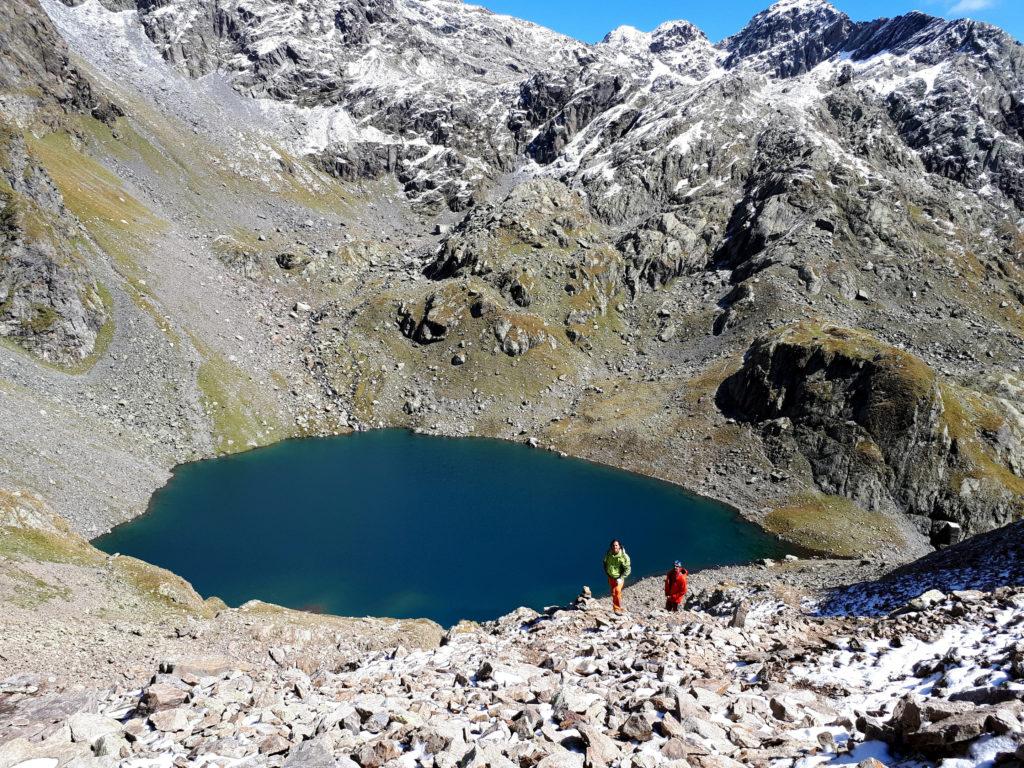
[600,24,650,49]
[601,19,708,53]
[760,0,842,15]
[650,19,708,51]
[847,10,1021,63]
[722,0,852,76]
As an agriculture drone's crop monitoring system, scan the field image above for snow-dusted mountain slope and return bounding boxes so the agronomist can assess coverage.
[2,0,1022,546]
[49,0,1024,218]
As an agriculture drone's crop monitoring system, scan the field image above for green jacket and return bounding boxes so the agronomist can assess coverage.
[603,549,631,580]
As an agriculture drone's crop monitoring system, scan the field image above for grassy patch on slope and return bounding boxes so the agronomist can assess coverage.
[0,562,71,608]
[0,489,102,564]
[27,128,180,344]
[108,555,218,616]
[765,491,906,557]
[0,524,101,565]
[189,334,287,454]
[27,129,166,274]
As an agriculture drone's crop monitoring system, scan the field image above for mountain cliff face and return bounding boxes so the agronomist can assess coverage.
[0,0,105,118]
[0,0,118,363]
[51,0,1024,217]
[0,0,1020,547]
[0,129,110,363]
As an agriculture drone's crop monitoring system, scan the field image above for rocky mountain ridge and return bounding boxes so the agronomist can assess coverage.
[53,0,1024,217]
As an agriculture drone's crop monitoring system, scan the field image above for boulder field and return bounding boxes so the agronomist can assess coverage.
[2,503,1023,768]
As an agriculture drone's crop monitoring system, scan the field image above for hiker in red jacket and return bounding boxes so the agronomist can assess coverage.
[665,561,688,612]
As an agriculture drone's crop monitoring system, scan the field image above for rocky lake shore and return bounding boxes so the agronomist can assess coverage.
[2,521,1023,768]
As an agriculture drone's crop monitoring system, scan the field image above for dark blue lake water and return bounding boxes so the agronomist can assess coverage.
[94,430,788,625]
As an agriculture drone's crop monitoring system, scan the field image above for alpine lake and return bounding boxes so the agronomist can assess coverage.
[94,430,791,626]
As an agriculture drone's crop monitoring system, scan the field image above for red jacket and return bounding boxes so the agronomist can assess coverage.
[665,568,688,603]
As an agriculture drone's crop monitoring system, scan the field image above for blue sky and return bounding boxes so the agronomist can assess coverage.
[478,0,1023,44]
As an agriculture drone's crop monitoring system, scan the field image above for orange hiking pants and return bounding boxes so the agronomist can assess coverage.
[608,577,623,611]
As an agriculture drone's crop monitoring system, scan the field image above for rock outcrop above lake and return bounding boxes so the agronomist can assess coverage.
[721,322,1024,544]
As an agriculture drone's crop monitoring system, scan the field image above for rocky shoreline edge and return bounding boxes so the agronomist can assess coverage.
[2,508,1022,768]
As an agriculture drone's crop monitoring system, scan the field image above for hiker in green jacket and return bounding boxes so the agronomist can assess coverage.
[603,539,631,613]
